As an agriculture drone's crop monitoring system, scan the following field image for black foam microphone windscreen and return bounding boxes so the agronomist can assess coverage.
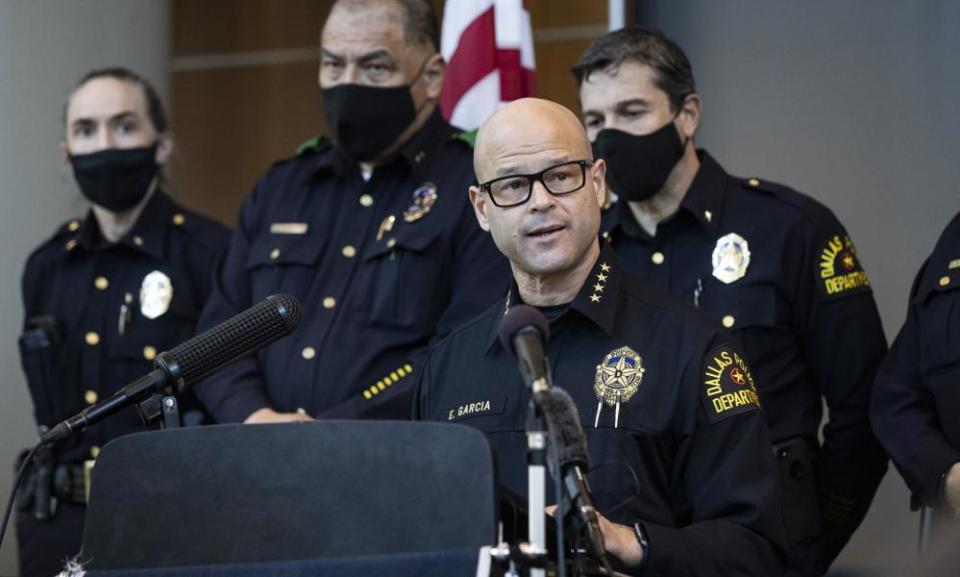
[537,387,589,469]
[156,294,302,391]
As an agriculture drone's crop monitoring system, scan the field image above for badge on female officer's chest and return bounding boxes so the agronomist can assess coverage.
[140,270,173,319]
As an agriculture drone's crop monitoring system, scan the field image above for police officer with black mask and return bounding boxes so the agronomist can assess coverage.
[871,213,960,545]
[16,68,229,577]
[416,97,786,576]
[193,0,508,425]
[573,26,888,576]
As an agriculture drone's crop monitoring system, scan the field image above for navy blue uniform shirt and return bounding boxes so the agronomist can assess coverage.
[17,191,229,577]
[601,150,888,566]
[416,247,787,576]
[872,212,960,508]
[194,111,509,422]
[20,191,229,462]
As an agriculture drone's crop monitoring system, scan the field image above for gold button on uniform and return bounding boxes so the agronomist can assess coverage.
[143,346,157,361]
[90,446,100,458]
[651,252,665,265]
[85,390,98,405]
[748,178,760,187]
[94,276,109,290]
[359,194,374,207]
[342,245,356,258]
[323,297,336,309]
[124,292,134,304]
[722,315,736,328]
[85,331,100,346]
[270,248,281,260]
[133,236,144,246]
[65,239,77,251]
[302,347,316,360]
[68,220,80,232]
[386,238,397,249]
[172,213,186,225]
[940,276,951,287]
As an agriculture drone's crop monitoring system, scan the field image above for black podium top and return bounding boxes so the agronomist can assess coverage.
[80,421,497,569]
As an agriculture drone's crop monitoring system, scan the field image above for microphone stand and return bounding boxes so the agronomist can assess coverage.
[526,386,549,577]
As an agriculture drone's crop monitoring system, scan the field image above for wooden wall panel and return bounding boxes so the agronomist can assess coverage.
[171,63,327,224]
[170,0,608,226]
[173,0,330,55]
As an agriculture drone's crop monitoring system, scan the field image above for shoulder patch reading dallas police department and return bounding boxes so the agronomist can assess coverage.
[702,345,761,424]
[818,234,871,299]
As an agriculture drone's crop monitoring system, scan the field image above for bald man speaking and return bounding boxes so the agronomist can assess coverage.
[414,99,786,575]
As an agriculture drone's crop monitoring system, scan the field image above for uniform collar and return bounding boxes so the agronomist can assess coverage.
[679,149,727,236]
[314,108,456,182]
[485,244,622,354]
[74,191,172,259]
[606,149,727,240]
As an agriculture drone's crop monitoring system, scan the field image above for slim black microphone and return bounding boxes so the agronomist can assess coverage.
[498,304,551,393]
[537,387,607,562]
[40,294,302,445]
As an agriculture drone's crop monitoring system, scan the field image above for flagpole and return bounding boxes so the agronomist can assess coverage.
[608,0,625,31]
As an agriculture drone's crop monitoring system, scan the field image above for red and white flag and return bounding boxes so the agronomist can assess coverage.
[439,0,536,130]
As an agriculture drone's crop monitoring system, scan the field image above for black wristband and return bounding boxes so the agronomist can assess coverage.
[633,521,651,572]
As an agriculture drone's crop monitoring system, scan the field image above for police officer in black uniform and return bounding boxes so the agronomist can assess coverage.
[194,0,508,425]
[416,98,786,576]
[16,68,229,577]
[573,27,888,576]
[871,213,960,537]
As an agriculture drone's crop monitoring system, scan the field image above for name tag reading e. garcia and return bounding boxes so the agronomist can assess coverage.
[446,395,506,422]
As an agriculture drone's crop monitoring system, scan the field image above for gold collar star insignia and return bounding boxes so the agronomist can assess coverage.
[596,273,608,282]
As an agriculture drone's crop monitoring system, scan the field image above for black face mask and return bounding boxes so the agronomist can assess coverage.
[70,144,159,212]
[592,120,686,202]
[322,83,418,162]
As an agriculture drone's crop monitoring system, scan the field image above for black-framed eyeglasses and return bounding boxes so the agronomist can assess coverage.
[479,160,594,208]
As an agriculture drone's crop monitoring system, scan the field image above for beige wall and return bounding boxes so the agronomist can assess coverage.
[0,1,169,573]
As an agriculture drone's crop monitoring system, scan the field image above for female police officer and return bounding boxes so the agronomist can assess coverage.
[15,68,228,577]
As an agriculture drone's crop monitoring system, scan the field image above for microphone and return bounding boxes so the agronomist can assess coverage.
[40,294,302,445]
[537,388,607,562]
[498,304,551,393]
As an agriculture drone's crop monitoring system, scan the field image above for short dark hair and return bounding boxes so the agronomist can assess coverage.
[330,0,439,52]
[572,26,696,113]
[65,67,168,133]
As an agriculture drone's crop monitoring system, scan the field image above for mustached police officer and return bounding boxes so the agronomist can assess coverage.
[194,0,508,424]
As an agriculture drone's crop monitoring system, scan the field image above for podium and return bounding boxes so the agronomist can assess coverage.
[78,421,497,571]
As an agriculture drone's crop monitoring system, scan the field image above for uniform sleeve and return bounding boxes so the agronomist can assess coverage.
[641,339,786,576]
[796,214,888,567]
[871,270,960,506]
[316,186,508,420]
[433,189,511,339]
[192,180,272,423]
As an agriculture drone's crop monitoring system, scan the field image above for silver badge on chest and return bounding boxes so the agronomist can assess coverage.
[139,270,173,319]
[712,232,751,284]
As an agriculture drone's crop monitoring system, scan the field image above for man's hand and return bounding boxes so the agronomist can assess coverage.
[243,407,314,424]
[945,462,960,512]
[545,506,645,568]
